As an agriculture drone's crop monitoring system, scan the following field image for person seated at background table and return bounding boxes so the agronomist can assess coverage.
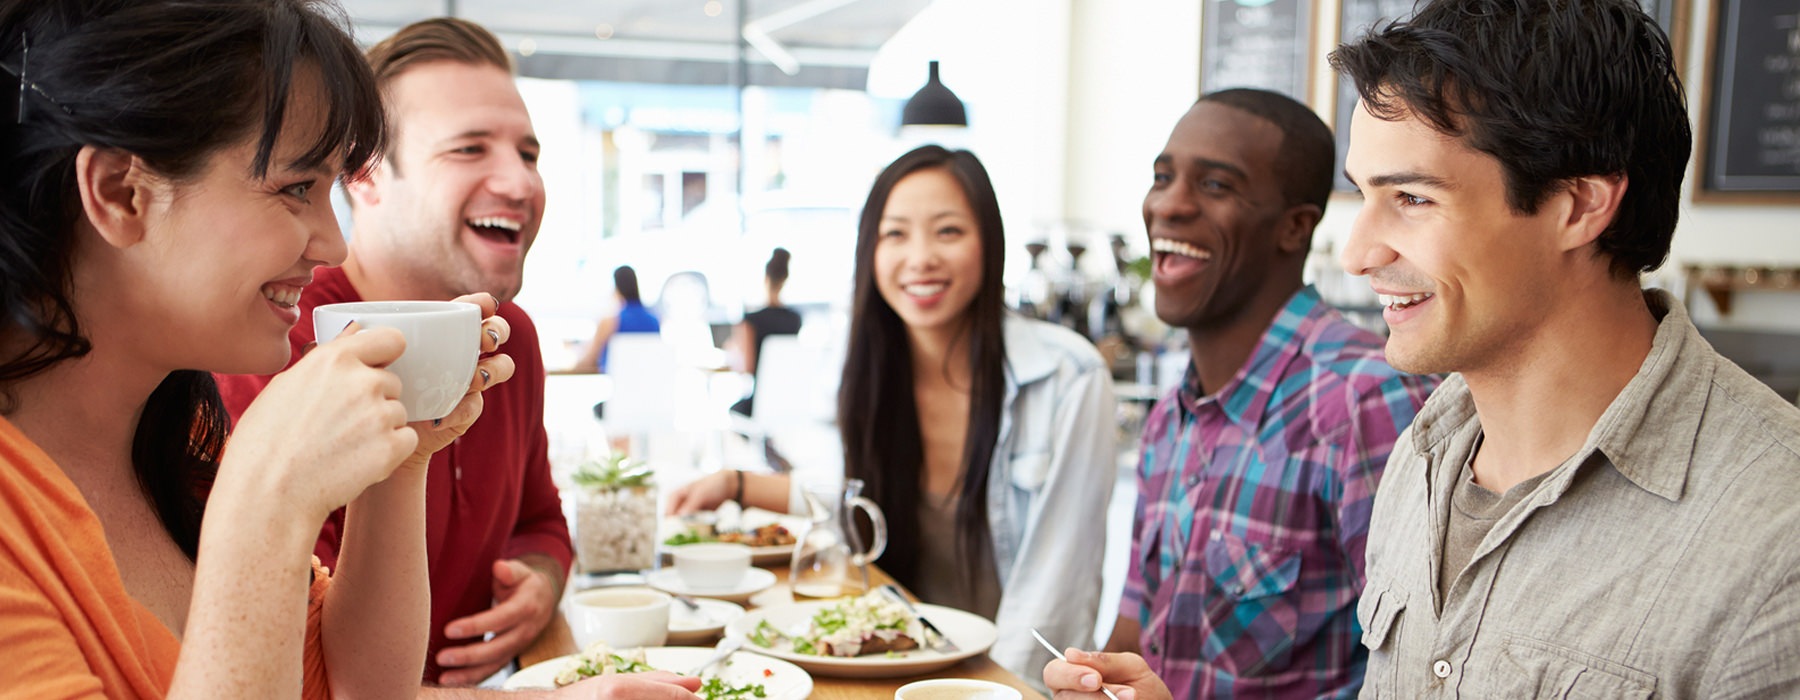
[573,265,661,373]
[1089,89,1435,700]
[668,145,1119,687]
[1049,0,1800,698]
[729,247,802,416]
[0,0,518,696]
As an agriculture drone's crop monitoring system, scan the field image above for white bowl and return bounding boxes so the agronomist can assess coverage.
[672,542,752,590]
[894,678,1024,700]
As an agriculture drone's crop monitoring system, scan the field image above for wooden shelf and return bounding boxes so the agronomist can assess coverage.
[1683,265,1800,316]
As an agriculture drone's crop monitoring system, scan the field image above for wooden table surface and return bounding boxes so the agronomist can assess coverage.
[521,565,1045,699]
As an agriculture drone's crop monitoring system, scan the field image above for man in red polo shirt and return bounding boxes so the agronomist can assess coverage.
[217,18,572,688]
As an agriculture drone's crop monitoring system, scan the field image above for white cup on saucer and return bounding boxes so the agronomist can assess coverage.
[313,300,481,421]
[569,587,670,649]
[672,543,752,590]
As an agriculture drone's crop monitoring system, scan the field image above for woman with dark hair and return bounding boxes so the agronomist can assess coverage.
[669,145,1118,684]
[729,247,802,415]
[0,1,517,697]
[572,264,661,373]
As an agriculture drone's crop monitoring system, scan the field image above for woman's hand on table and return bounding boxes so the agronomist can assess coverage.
[1043,649,1169,700]
[665,470,734,515]
[554,671,701,698]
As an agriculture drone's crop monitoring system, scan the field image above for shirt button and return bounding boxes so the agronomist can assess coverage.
[1433,660,1452,678]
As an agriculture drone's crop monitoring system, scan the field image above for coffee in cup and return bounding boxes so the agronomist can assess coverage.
[569,587,670,649]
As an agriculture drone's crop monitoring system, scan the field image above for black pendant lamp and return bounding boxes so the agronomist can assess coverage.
[901,60,968,127]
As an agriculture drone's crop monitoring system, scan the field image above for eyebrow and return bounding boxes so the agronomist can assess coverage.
[1351,170,1456,190]
[1153,154,1248,181]
[880,211,969,224]
[439,130,541,151]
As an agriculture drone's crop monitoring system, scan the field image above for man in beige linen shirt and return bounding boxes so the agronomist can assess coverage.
[1324,0,1800,697]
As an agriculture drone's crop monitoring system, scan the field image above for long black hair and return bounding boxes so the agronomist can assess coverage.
[0,0,385,560]
[839,145,1007,591]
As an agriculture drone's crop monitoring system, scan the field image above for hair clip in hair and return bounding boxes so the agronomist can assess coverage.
[3,32,73,124]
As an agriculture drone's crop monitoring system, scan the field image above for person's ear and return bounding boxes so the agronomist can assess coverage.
[1278,203,1322,255]
[343,169,382,207]
[73,146,155,249]
[1559,173,1627,253]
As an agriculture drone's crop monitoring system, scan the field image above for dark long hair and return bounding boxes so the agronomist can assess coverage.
[1329,0,1688,279]
[0,0,385,560]
[839,145,1007,591]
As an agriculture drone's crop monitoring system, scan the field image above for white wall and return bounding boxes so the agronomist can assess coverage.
[1063,0,1203,255]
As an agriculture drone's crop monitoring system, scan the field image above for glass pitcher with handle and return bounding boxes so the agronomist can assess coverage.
[789,478,887,599]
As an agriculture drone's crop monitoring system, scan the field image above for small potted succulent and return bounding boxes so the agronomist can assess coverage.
[571,453,657,573]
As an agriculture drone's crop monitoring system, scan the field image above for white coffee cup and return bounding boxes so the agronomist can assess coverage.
[313,301,481,421]
[894,679,1024,700]
[569,588,670,649]
[672,543,752,590]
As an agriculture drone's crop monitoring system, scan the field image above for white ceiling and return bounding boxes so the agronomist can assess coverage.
[337,0,932,87]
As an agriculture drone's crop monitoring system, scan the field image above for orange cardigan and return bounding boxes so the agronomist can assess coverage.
[0,417,332,699]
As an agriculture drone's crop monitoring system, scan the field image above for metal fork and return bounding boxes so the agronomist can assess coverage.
[684,636,743,677]
[878,584,960,653]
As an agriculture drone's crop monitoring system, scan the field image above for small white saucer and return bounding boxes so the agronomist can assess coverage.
[646,567,777,603]
[667,597,745,645]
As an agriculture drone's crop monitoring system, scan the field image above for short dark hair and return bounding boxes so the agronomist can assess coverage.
[0,0,384,560]
[1199,88,1336,212]
[613,265,642,303]
[1330,0,1689,279]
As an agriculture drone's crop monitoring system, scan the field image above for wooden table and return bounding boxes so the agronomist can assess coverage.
[521,565,1045,699]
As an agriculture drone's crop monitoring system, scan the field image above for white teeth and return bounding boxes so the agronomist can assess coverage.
[1150,238,1213,260]
[903,283,947,297]
[467,216,522,231]
[1377,292,1435,310]
[261,285,301,308]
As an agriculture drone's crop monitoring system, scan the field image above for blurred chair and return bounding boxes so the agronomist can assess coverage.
[601,335,678,435]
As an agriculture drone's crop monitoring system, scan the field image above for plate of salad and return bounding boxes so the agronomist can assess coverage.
[726,592,998,678]
[503,644,812,699]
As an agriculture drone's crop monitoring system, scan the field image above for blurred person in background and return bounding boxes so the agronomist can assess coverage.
[572,265,660,373]
[729,247,802,416]
[668,145,1118,688]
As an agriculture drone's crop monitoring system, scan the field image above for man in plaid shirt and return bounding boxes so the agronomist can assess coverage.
[1048,88,1435,699]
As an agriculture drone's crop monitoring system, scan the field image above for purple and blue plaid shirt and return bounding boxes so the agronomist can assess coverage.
[1122,287,1436,699]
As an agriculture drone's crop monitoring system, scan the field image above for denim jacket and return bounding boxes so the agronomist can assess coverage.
[983,315,1119,685]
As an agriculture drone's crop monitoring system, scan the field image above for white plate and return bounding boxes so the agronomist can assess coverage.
[504,646,813,698]
[646,567,777,603]
[726,601,999,678]
[660,508,806,566]
[668,598,745,645]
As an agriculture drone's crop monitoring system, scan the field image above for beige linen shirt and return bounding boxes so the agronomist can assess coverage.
[1358,290,1800,699]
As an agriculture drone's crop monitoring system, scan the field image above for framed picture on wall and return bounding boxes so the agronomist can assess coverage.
[1696,0,1800,201]
[1200,0,1316,103]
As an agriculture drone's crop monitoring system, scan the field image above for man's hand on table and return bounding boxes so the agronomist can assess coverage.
[1043,648,1170,700]
[436,558,562,685]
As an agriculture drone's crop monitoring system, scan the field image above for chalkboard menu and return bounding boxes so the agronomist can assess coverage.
[1701,0,1800,195]
[1201,0,1314,101]
[1331,0,1419,192]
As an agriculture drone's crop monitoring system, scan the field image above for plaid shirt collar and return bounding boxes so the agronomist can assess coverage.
[1177,286,1323,431]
